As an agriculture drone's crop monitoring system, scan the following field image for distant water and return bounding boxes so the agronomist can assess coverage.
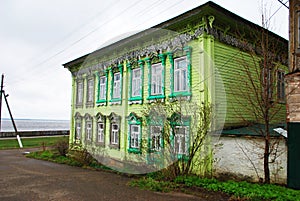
[0,119,70,132]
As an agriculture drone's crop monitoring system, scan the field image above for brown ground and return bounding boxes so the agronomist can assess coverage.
[0,148,231,201]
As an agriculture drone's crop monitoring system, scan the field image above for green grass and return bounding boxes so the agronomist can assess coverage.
[129,174,300,200]
[0,136,68,149]
[174,176,300,201]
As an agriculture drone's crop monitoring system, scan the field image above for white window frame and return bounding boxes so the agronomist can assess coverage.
[87,79,94,103]
[77,81,83,105]
[111,123,119,145]
[174,126,188,155]
[174,57,188,92]
[99,76,106,100]
[86,120,92,141]
[151,64,163,95]
[97,122,105,143]
[75,122,81,140]
[132,68,141,97]
[113,73,121,99]
[130,125,140,149]
[150,126,162,151]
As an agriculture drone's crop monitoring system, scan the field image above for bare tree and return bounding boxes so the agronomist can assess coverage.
[233,14,288,183]
[142,98,213,178]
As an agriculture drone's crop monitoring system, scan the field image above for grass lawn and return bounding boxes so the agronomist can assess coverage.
[0,136,68,149]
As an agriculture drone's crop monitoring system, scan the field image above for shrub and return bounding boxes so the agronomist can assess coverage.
[55,138,69,156]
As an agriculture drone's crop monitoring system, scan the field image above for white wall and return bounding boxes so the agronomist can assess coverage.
[213,136,287,184]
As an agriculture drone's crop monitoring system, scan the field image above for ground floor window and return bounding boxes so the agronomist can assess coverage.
[174,126,188,155]
[111,123,119,145]
[150,126,163,151]
[97,122,105,143]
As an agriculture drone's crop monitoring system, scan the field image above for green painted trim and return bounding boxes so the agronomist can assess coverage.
[128,60,143,103]
[146,54,166,100]
[110,64,123,104]
[127,113,142,154]
[168,47,192,98]
[96,70,108,105]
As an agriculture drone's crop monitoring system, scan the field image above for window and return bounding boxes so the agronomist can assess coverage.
[109,112,120,148]
[75,121,81,140]
[97,123,104,143]
[174,126,188,155]
[86,121,92,141]
[110,64,123,104]
[99,76,106,100]
[76,81,84,106]
[113,73,121,99]
[96,113,106,144]
[150,126,162,151]
[132,68,141,97]
[74,113,82,143]
[85,114,93,142]
[128,61,143,104]
[151,64,163,95]
[130,125,140,149]
[174,57,188,92]
[277,71,285,101]
[86,78,94,107]
[169,112,190,159]
[169,47,192,99]
[111,124,119,145]
[127,112,142,153]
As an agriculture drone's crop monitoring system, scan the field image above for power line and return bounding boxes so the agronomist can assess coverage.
[277,0,289,9]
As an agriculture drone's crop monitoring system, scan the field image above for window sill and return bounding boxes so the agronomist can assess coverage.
[129,97,143,105]
[109,144,120,149]
[147,95,165,102]
[110,98,122,105]
[169,92,191,100]
[128,148,141,154]
[96,100,107,106]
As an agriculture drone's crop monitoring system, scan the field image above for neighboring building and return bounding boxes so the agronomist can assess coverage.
[63,2,288,180]
[287,0,300,189]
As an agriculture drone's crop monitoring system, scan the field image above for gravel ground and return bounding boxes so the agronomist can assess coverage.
[0,148,230,201]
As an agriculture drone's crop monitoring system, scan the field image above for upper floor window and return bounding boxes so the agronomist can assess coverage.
[132,68,142,97]
[128,61,143,104]
[99,76,107,100]
[151,64,163,95]
[86,78,94,107]
[76,80,84,107]
[110,64,123,105]
[174,57,188,92]
[97,70,108,106]
[277,70,285,101]
[113,73,121,99]
[169,47,192,99]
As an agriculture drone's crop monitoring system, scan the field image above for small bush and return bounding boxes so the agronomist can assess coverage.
[69,148,94,166]
[55,138,69,156]
[129,177,178,192]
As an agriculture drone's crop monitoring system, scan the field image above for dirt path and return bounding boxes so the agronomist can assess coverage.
[0,148,206,201]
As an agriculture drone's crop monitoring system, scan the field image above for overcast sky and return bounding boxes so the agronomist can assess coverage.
[0,0,289,120]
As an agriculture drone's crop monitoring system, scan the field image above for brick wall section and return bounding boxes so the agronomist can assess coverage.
[286,72,300,122]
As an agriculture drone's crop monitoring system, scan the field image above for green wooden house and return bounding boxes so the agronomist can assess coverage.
[63,2,288,175]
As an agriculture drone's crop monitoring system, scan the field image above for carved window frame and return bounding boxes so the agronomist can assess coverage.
[168,46,192,100]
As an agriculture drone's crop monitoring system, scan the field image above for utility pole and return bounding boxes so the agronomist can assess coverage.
[0,74,22,147]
